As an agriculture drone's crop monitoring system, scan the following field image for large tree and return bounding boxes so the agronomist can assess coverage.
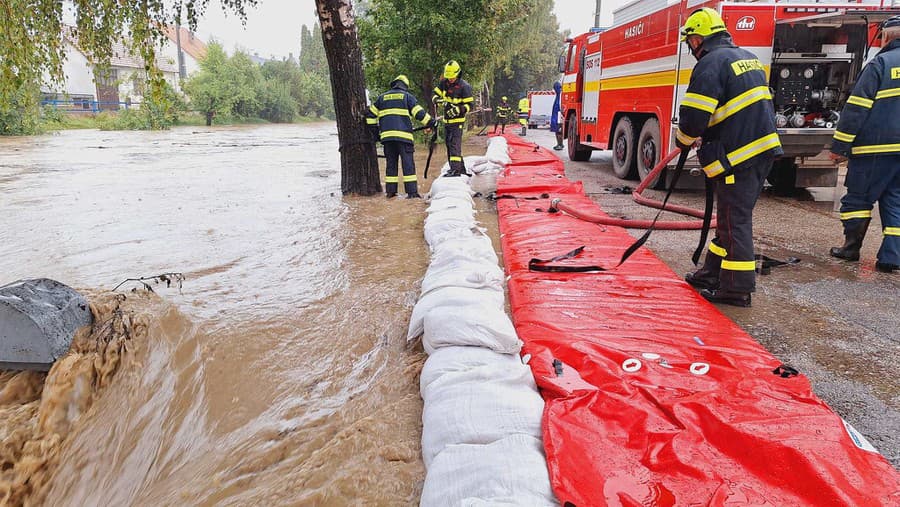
[316,0,381,195]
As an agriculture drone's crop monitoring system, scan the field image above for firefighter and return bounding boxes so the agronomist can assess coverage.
[675,7,783,307]
[517,94,530,136]
[551,81,564,150]
[828,15,900,273]
[367,74,435,198]
[432,60,474,177]
[493,96,512,134]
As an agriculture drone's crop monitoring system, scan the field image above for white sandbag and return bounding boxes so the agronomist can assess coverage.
[422,304,521,355]
[463,155,489,169]
[430,235,498,264]
[426,225,487,249]
[429,188,474,203]
[424,207,476,226]
[426,196,474,214]
[420,434,556,507]
[408,286,504,341]
[486,138,511,165]
[420,262,504,296]
[470,171,499,195]
[421,368,544,467]
[430,176,472,196]
[470,160,503,175]
[419,346,522,391]
[424,220,478,247]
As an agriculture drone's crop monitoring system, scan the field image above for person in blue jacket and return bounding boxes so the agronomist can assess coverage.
[551,80,564,150]
[367,75,435,198]
[829,15,900,273]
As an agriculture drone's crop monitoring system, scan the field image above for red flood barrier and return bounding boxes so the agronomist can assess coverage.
[495,134,900,506]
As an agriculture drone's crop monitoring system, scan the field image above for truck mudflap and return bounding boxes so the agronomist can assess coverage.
[495,134,900,506]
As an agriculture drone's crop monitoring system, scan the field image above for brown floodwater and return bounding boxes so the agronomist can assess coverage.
[0,124,442,505]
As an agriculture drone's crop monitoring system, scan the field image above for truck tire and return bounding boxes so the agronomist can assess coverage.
[567,114,592,162]
[637,117,666,189]
[612,116,637,179]
[767,158,797,196]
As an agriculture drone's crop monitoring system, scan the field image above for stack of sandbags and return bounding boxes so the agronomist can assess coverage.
[411,137,555,506]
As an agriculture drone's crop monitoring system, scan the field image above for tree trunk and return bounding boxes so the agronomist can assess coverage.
[315,0,382,195]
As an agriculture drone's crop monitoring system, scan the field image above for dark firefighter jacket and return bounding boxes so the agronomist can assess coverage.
[366,83,432,143]
[433,78,474,125]
[832,39,900,157]
[676,33,783,178]
[496,102,512,119]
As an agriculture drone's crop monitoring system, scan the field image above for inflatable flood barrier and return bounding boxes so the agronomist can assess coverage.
[494,134,900,506]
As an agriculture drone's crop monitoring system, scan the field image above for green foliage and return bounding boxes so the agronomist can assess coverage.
[358,0,564,106]
[183,42,236,122]
[259,81,296,123]
[0,83,42,135]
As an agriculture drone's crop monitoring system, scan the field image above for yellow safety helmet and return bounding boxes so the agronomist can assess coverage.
[680,8,727,41]
[501,96,507,101]
[391,74,409,88]
[444,60,461,79]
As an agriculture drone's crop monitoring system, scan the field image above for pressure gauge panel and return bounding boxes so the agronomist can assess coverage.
[780,68,791,79]
[803,67,815,79]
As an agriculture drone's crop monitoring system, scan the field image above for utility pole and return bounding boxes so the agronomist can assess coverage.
[595,0,602,28]
[175,21,187,80]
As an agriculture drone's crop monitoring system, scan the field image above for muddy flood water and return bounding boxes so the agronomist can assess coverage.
[0,124,440,505]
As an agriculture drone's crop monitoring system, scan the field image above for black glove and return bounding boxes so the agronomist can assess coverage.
[426,119,437,129]
[369,125,380,142]
[445,104,460,119]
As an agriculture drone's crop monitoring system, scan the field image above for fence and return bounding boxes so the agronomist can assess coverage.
[41,99,133,114]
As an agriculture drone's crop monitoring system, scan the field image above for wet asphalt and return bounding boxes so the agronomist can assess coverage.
[515,128,899,469]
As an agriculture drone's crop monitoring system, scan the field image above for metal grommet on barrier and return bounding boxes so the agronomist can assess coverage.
[690,362,710,375]
[622,358,642,372]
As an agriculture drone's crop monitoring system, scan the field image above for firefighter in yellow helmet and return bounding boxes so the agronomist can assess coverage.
[366,74,435,198]
[517,93,530,136]
[676,7,782,307]
[432,60,474,177]
[493,96,512,134]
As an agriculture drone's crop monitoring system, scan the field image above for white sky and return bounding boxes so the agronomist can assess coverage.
[192,1,629,60]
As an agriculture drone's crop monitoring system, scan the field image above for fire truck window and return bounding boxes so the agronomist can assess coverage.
[568,45,577,73]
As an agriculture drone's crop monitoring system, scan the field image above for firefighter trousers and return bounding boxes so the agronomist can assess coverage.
[383,141,417,195]
[445,123,466,174]
[839,154,900,266]
[699,155,773,293]
[493,117,508,133]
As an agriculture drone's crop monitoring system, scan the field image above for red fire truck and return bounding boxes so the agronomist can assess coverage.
[560,0,899,190]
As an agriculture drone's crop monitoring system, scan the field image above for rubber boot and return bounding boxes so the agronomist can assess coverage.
[685,253,721,290]
[830,218,870,261]
[876,262,898,273]
[700,289,752,307]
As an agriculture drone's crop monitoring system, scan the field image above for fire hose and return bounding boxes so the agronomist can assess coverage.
[550,148,716,230]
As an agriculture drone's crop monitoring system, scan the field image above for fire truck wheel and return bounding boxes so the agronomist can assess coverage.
[611,116,638,179]
[637,118,665,190]
[567,114,592,162]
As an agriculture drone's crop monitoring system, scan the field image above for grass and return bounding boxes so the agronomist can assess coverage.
[41,111,329,132]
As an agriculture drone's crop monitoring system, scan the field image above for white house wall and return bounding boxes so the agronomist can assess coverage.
[41,41,96,98]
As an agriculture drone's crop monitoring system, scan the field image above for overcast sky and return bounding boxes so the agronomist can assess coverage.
[193,1,625,59]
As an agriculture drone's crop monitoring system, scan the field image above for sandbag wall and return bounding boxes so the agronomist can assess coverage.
[409,138,556,506]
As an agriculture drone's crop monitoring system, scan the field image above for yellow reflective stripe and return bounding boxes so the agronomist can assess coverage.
[380,130,414,140]
[450,156,462,162]
[847,95,874,108]
[851,143,900,155]
[676,128,698,145]
[385,176,399,183]
[703,160,725,178]
[884,227,900,236]
[446,117,466,124]
[721,260,756,271]
[682,92,718,114]
[444,96,473,104]
[433,87,446,99]
[420,113,433,125]
[875,87,900,100]
[833,130,856,143]
[727,133,781,167]
[402,174,417,182]
[708,86,771,127]
[365,117,378,125]
[840,210,872,220]
[378,108,410,118]
[411,104,425,116]
[725,174,735,184]
[709,242,727,257]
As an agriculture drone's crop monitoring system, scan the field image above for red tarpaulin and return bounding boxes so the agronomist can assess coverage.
[495,134,900,506]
